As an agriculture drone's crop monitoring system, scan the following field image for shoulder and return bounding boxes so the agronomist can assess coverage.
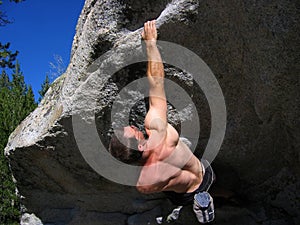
[166,124,179,147]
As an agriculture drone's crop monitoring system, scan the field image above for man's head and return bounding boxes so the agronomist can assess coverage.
[109,126,145,164]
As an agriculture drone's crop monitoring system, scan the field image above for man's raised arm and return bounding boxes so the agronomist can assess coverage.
[142,20,167,132]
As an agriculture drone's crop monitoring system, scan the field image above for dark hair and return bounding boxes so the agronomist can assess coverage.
[109,129,143,164]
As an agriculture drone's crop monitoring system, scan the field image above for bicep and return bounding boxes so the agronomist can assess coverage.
[144,109,167,151]
[147,76,167,125]
[145,93,167,132]
[145,106,167,132]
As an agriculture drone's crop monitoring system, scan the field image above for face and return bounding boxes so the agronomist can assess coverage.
[123,126,136,139]
[123,126,146,152]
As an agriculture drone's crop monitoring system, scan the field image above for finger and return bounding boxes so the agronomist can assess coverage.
[152,20,156,32]
[150,20,154,29]
[147,21,151,32]
[148,21,151,30]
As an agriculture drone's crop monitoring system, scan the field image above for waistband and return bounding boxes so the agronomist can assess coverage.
[163,159,215,206]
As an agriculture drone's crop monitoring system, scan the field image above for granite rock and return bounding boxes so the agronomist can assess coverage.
[5,0,299,224]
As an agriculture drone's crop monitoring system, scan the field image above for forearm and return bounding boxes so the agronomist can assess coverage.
[145,41,166,109]
[146,41,164,79]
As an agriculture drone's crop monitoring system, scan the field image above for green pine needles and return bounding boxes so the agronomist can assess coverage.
[0,62,37,224]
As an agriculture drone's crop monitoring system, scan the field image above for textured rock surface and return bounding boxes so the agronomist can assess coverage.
[5,0,299,224]
[21,213,43,225]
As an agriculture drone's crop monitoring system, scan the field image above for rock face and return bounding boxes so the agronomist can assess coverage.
[5,0,299,224]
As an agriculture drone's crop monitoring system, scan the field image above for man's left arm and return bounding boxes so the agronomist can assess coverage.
[137,161,197,194]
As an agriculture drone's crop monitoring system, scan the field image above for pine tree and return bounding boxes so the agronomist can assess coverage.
[38,74,50,102]
[25,85,37,112]
[0,60,37,224]
[0,42,18,68]
[0,2,32,223]
[0,70,10,88]
[11,61,27,123]
[0,0,24,26]
[0,71,20,225]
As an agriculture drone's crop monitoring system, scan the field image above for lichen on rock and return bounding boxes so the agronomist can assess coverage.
[4,0,300,224]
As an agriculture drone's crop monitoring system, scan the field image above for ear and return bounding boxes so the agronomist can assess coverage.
[138,144,144,151]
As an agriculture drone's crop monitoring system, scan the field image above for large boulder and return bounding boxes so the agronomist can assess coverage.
[5,0,299,224]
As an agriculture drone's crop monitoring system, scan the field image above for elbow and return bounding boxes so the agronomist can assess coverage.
[136,179,159,194]
[136,185,154,194]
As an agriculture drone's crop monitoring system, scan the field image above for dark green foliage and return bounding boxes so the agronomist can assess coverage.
[0,1,29,223]
[0,10,10,26]
[0,0,24,26]
[0,61,37,224]
[38,74,50,102]
[0,42,19,69]
[9,0,24,3]
[26,85,36,112]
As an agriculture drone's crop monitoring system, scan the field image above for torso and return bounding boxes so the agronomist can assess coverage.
[138,123,203,194]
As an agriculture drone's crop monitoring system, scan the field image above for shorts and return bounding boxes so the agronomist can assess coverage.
[163,159,215,206]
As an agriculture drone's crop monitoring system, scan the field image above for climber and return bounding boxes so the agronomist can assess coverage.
[109,20,215,223]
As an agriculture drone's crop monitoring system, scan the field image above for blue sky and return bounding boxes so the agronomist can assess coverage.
[1,0,85,100]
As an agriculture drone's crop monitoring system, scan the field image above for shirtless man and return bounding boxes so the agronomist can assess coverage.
[109,20,215,222]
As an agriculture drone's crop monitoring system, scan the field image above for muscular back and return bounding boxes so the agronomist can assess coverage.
[137,122,203,194]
